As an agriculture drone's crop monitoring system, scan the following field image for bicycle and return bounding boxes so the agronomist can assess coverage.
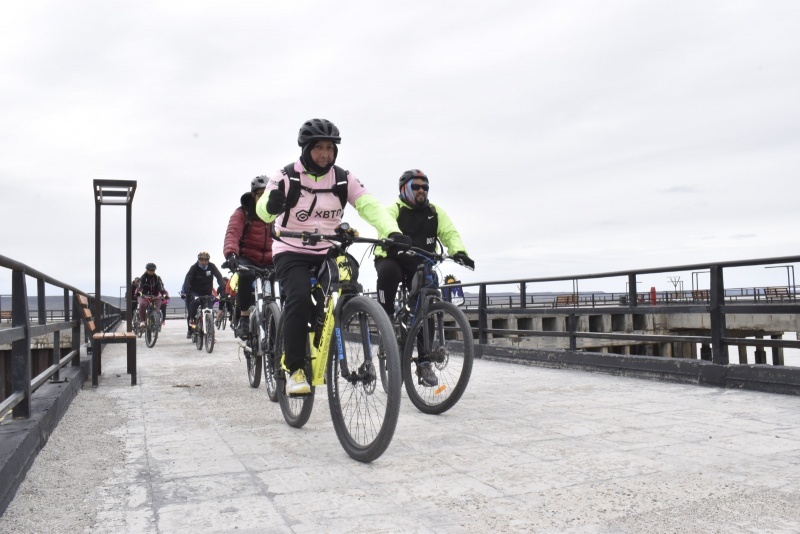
[378,246,475,415]
[191,295,217,353]
[227,263,281,396]
[132,295,162,348]
[216,296,234,330]
[273,223,402,463]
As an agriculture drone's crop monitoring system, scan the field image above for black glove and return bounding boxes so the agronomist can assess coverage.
[225,253,240,271]
[266,188,286,215]
[452,251,475,270]
[387,232,413,254]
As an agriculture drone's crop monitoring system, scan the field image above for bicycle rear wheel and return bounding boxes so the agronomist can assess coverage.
[204,313,215,353]
[262,302,281,402]
[328,295,401,463]
[401,300,474,415]
[145,310,158,348]
[275,314,314,427]
[247,312,262,388]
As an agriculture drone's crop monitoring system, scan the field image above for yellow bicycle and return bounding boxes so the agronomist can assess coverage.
[273,224,402,463]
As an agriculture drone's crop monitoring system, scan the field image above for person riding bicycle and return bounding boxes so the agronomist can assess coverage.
[182,252,224,339]
[223,175,274,339]
[215,277,232,326]
[136,263,167,325]
[160,290,170,326]
[374,169,475,387]
[255,118,408,395]
[129,277,140,317]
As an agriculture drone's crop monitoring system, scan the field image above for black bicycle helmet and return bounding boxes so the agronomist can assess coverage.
[398,169,429,189]
[251,175,268,192]
[297,118,341,147]
[146,262,157,271]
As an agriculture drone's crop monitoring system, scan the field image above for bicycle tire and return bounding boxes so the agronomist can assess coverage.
[145,309,158,348]
[247,312,262,388]
[194,312,204,350]
[262,302,281,402]
[221,310,228,330]
[133,315,143,338]
[328,296,401,463]
[204,313,215,353]
[378,324,405,394]
[401,300,474,415]
[275,314,314,428]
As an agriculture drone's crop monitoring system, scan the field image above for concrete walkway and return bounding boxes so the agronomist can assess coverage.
[1,321,800,533]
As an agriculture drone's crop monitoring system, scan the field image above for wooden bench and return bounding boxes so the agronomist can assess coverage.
[691,290,710,301]
[77,294,137,386]
[0,310,10,322]
[554,294,578,307]
[764,287,790,301]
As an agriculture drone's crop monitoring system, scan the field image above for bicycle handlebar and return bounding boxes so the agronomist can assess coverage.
[274,223,472,268]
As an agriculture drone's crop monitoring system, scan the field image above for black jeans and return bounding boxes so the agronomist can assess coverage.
[274,252,326,374]
[375,257,419,317]
[186,294,213,329]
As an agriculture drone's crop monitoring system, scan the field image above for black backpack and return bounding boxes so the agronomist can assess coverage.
[280,164,349,227]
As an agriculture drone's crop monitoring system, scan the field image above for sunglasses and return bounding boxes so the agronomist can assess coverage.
[411,184,429,191]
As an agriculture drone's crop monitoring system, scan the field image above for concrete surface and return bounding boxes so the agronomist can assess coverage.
[1,320,800,533]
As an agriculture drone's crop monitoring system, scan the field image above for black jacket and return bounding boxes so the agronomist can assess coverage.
[183,262,224,296]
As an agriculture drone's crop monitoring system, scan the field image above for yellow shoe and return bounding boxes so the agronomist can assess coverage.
[286,369,311,395]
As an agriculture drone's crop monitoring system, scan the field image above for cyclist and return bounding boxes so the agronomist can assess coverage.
[255,118,409,395]
[374,169,475,387]
[182,252,224,339]
[136,263,167,325]
[129,277,140,317]
[160,290,170,326]
[215,277,232,326]
[223,175,274,338]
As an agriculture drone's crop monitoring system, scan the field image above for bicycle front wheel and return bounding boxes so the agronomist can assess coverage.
[204,313,215,353]
[328,295,401,463]
[262,302,281,402]
[402,300,474,415]
[247,312,262,388]
[145,310,158,348]
[275,314,314,428]
[195,317,204,350]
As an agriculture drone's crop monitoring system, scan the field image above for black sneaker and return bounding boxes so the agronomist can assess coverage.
[417,361,438,387]
[186,330,193,339]
[237,317,250,338]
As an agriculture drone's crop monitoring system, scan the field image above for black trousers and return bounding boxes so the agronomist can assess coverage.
[375,257,419,317]
[236,258,272,314]
[274,252,326,374]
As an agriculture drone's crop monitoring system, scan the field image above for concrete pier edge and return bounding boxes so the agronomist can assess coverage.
[0,355,89,515]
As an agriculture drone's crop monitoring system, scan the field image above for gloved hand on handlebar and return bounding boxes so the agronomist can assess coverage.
[225,253,239,271]
[386,232,413,254]
[266,188,286,215]
[452,251,475,270]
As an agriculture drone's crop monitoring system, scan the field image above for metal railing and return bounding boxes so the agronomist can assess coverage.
[441,255,800,366]
[0,255,123,420]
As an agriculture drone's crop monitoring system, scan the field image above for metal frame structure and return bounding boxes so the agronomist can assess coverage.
[92,179,137,384]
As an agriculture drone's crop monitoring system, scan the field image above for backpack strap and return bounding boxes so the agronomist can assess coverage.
[279,164,349,227]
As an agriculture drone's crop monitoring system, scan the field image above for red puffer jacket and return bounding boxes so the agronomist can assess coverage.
[223,192,273,266]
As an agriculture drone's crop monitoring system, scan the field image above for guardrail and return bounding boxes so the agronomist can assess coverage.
[0,255,123,420]
[442,255,800,369]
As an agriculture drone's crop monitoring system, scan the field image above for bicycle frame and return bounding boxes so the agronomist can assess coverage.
[308,258,357,386]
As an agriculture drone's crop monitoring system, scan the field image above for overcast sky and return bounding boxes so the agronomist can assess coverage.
[1,1,798,299]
